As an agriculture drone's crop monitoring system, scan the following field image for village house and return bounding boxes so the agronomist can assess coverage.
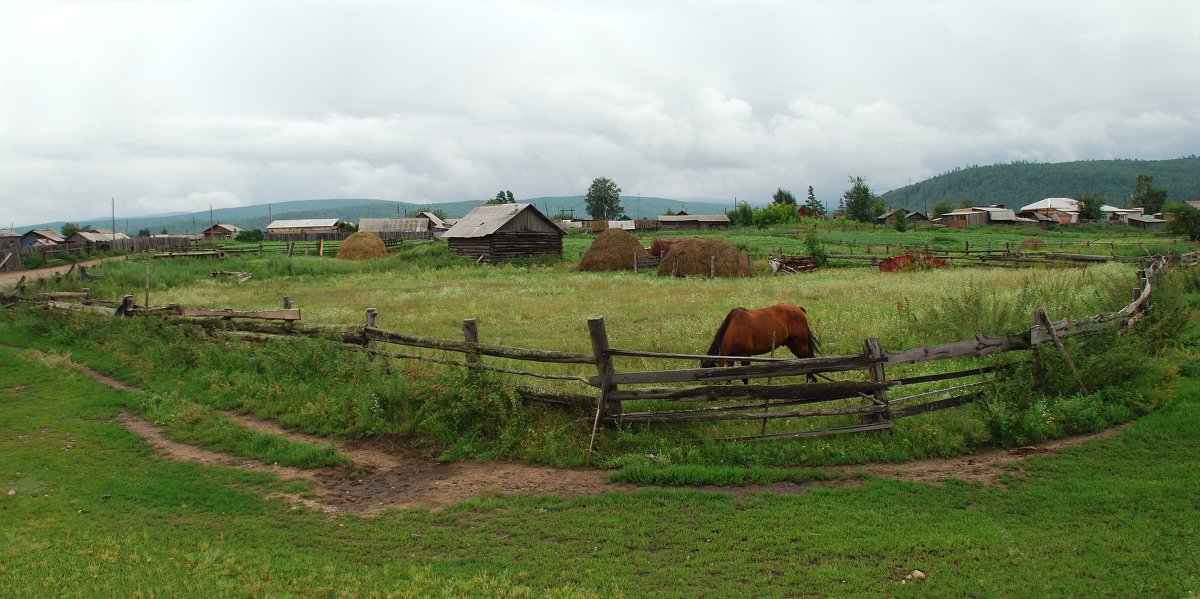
[357,217,435,240]
[658,213,731,231]
[202,223,242,239]
[265,218,346,239]
[876,209,930,225]
[21,229,66,248]
[443,203,564,264]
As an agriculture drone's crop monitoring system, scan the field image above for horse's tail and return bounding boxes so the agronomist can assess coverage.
[799,305,819,356]
[701,308,742,368]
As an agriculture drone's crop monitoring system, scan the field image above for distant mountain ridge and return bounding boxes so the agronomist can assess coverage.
[880,156,1200,213]
[19,196,734,235]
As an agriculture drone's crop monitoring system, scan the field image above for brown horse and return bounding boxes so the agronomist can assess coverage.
[701,303,819,381]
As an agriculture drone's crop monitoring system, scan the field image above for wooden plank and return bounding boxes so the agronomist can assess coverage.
[516,389,595,409]
[616,395,877,420]
[605,348,794,363]
[884,333,1029,366]
[722,421,893,442]
[890,366,995,386]
[177,307,300,321]
[891,393,983,418]
[615,403,885,424]
[34,291,90,300]
[353,346,590,382]
[365,326,594,364]
[608,380,884,402]
[599,353,881,386]
[888,381,991,408]
[588,316,616,462]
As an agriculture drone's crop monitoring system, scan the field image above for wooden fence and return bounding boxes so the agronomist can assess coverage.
[1,236,194,272]
[17,253,1182,459]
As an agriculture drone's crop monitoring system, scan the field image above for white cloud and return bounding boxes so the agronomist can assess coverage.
[1,0,1199,225]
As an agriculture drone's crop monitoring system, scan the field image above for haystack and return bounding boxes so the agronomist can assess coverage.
[1019,237,1047,250]
[578,228,648,272]
[657,238,751,277]
[336,231,388,260]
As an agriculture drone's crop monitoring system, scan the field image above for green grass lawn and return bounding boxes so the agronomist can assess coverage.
[1,345,1198,597]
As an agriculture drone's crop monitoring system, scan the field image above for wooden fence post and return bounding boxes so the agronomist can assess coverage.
[587,316,617,462]
[1034,308,1088,395]
[318,239,324,257]
[709,255,716,277]
[862,338,890,424]
[144,261,151,309]
[463,318,480,373]
[283,296,293,309]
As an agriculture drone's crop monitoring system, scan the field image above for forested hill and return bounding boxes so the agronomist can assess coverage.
[880,156,1200,211]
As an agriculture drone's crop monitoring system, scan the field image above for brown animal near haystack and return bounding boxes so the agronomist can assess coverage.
[879,253,948,273]
[649,238,686,258]
[577,228,649,272]
[657,237,752,277]
[336,231,388,260]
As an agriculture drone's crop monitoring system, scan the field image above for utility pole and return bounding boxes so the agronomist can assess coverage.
[209,204,213,228]
[111,197,116,246]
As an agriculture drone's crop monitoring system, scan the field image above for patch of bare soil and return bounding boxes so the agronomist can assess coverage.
[0,256,126,288]
[66,357,1129,513]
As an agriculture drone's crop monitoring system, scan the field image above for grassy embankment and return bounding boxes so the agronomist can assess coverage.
[1,338,1198,596]
[3,227,1190,480]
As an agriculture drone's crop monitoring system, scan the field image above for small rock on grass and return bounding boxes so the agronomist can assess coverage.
[6,489,15,496]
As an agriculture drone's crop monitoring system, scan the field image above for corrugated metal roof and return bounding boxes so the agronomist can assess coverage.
[204,223,242,233]
[71,230,131,242]
[658,214,730,222]
[1128,214,1166,223]
[416,211,447,228]
[358,218,430,233]
[26,229,65,242]
[266,219,342,230]
[442,204,563,238]
[1020,198,1079,212]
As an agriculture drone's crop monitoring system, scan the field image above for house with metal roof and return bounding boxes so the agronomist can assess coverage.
[21,229,66,248]
[357,217,435,240]
[442,204,564,263]
[1018,198,1079,224]
[876,209,929,225]
[265,218,346,239]
[66,230,132,246]
[658,213,731,231]
[202,223,242,239]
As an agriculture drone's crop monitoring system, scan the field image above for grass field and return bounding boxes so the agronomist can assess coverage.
[1,345,1198,597]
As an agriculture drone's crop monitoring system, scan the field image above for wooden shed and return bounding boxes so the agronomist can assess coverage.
[266,219,345,235]
[443,204,564,263]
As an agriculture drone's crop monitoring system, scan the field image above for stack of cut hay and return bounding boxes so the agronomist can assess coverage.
[336,231,388,260]
[657,238,751,277]
[578,228,648,272]
[1019,237,1047,250]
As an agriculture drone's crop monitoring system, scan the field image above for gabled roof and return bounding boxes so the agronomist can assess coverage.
[1020,198,1079,212]
[416,211,447,228]
[204,223,242,233]
[24,229,65,242]
[442,204,563,238]
[658,214,730,223]
[358,217,430,233]
[70,230,131,242]
[266,219,343,230]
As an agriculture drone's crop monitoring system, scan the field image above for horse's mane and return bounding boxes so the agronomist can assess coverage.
[702,307,744,367]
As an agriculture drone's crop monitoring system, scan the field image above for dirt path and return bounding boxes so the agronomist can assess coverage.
[63,355,1126,514]
[0,255,126,287]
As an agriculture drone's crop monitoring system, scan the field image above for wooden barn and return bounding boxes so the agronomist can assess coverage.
[658,214,731,231]
[876,209,929,225]
[266,219,345,235]
[443,204,564,263]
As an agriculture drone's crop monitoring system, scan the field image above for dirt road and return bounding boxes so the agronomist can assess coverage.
[0,255,126,287]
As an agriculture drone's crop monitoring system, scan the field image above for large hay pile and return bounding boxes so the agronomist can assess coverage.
[578,228,648,272]
[657,238,751,277]
[336,231,388,260]
[1019,237,1047,250]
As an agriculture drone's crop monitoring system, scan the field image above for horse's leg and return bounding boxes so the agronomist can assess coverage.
[784,337,817,383]
[742,360,750,385]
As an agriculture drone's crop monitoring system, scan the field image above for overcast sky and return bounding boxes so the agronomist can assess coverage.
[2,0,1198,226]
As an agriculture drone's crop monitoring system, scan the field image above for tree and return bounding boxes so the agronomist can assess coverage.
[957,198,974,209]
[931,199,954,219]
[235,229,264,243]
[60,223,89,238]
[585,177,623,220]
[1165,202,1200,241]
[136,227,152,237]
[1131,174,1168,215]
[772,187,797,205]
[893,208,909,232]
[728,202,754,227]
[803,185,826,218]
[488,190,516,204]
[832,198,846,219]
[1075,192,1104,221]
[160,227,169,234]
[842,176,885,223]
